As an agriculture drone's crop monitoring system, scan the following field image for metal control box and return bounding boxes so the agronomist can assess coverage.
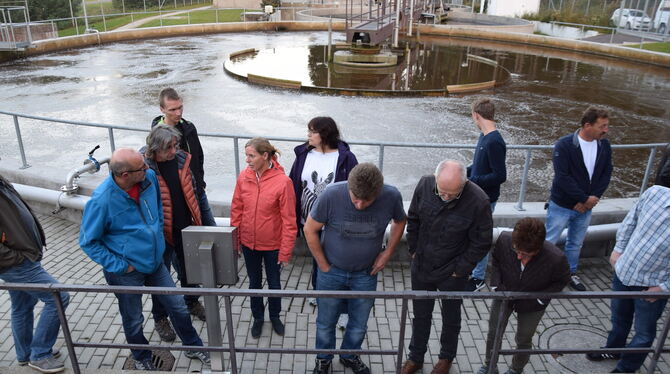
[181,226,239,286]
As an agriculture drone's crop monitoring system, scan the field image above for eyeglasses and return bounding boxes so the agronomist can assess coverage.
[124,164,148,174]
[434,181,465,202]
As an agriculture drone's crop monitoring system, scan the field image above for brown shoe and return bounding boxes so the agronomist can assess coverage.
[431,359,453,374]
[401,359,423,374]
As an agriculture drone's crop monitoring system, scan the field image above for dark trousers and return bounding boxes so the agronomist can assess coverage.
[606,274,667,373]
[242,245,281,321]
[152,240,200,321]
[408,271,468,363]
[484,299,545,372]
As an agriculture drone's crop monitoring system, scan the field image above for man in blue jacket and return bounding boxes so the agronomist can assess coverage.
[79,148,210,371]
[545,107,612,291]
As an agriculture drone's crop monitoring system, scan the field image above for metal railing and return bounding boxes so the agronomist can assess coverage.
[0,282,668,374]
[1,109,666,210]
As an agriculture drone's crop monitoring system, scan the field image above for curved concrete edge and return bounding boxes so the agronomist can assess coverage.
[417,24,670,68]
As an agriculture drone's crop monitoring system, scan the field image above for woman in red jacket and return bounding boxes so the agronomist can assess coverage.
[231,137,297,339]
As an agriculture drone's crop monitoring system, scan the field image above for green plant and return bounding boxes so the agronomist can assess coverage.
[28,0,81,21]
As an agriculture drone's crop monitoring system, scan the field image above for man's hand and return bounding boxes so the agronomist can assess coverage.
[317,260,331,273]
[126,264,135,273]
[584,196,600,210]
[645,286,663,302]
[573,202,587,213]
[371,250,392,275]
[609,251,621,268]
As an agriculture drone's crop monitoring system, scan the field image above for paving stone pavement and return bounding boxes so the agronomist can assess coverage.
[0,214,668,373]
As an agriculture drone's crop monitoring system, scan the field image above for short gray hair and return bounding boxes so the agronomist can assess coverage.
[145,124,181,159]
[434,159,467,184]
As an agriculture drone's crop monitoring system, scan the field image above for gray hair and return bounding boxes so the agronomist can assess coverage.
[434,159,467,184]
[145,124,181,159]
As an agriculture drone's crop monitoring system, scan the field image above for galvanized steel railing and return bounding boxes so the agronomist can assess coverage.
[0,282,668,374]
[0,109,666,210]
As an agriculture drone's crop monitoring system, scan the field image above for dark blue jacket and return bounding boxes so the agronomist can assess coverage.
[288,141,358,230]
[467,130,507,203]
[550,130,613,209]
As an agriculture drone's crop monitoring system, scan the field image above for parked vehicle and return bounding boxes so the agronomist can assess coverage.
[610,8,653,31]
[653,0,670,34]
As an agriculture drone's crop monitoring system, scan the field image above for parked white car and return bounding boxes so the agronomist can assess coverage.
[610,8,653,31]
[653,0,670,34]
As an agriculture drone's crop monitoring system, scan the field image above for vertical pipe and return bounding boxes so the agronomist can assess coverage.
[408,0,414,36]
[395,298,409,373]
[52,291,81,374]
[646,304,670,374]
[487,299,509,374]
[81,0,90,32]
[515,148,532,211]
[393,0,401,47]
[378,145,385,172]
[108,128,116,153]
[639,147,657,195]
[13,115,30,169]
[328,17,332,62]
[234,137,241,176]
[224,296,239,374]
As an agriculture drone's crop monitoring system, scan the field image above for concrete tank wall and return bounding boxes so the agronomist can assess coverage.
[214,0,262,9]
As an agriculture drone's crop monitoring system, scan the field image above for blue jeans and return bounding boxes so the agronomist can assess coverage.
[606,274,667,373]
[103,265,203,361]
[242,246,282,321]
[544,200,592,273]
[0,260,70,362]
[198,191,217,227]
[152,240,200,321]
[315,266,377,360]
[471,202,497,280]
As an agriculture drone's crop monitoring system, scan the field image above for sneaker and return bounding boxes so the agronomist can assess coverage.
[569,274,587,291]
[309,297,318,306]
[19,350,61,366]
[185,350,211,365]
[313,358,332,374]
[155,317,176,342]
[28,356,65,373]
[337,314,349,330]
[468,277,486,292]
[586,351,621,361]
[339,355,370,374]
[477,366,499,374]
[271,318,285,335]
[133,356,158,371]
[251,319,263,338]
[187,301,207,321]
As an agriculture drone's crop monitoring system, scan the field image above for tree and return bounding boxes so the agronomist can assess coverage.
[28,0,81,21]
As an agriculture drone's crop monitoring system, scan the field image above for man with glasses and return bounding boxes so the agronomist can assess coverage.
[80,148,210,371]
[402,160,493,374]
[477,218,570,374]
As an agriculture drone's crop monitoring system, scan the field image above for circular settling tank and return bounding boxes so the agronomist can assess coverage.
[0,32,668,202]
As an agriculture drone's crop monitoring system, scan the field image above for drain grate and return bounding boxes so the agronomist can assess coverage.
[123,349,175,371]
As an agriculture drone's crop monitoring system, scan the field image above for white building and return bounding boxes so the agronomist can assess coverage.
[484,0,541,18]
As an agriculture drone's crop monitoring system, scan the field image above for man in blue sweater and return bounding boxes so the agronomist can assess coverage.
[466,98,507,292]
[545,107,612,291]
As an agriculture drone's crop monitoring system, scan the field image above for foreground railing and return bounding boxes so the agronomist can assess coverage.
[0,109,666,211]
[0,282,668,374]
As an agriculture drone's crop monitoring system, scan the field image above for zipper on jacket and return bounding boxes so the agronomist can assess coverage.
[252,177,260,250]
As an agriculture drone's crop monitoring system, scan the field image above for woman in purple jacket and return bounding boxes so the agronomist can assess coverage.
[288,117,358,316]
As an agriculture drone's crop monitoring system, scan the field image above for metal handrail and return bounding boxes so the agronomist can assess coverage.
[1,109,666,210]
[0,282,668,374]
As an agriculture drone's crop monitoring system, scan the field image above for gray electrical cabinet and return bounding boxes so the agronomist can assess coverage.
[181,226,239,286]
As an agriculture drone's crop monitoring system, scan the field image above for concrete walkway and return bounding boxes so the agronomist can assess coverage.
[115,6,213,31]
[0,214,668,373]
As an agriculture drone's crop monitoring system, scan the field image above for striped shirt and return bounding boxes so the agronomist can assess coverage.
[614,185,670,291]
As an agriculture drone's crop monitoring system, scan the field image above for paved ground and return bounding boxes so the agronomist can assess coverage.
[0,214,668,373]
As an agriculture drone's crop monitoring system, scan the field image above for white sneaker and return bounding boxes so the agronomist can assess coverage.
[308,297,317,306]
[337,314,348,330]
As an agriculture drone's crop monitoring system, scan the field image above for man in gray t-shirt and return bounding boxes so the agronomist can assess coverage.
[304,163,406,374]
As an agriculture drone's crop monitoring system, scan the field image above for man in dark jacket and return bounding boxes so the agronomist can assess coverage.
[477,218,570,374]
[402,160,493,374]
[545,107,612,291]
[0,174,69,373]
[152,88,216,227]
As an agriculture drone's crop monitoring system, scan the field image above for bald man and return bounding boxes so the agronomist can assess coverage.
[80,148,210,371]
[402,160,493,374]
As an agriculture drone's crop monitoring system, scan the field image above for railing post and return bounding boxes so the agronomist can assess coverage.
[488,298,509,374]
[514,148,532,211]
[639,146,657,195]
[108,128,116,153]
[13,115,30,169]
[234,137,240,176]
[52,290,81,374]
[224,295,238,374]
[646,302,670,374]
[378,144,385,172]
[395,297,409,373]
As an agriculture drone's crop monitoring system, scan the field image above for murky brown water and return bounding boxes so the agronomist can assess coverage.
[0,32,668,203]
